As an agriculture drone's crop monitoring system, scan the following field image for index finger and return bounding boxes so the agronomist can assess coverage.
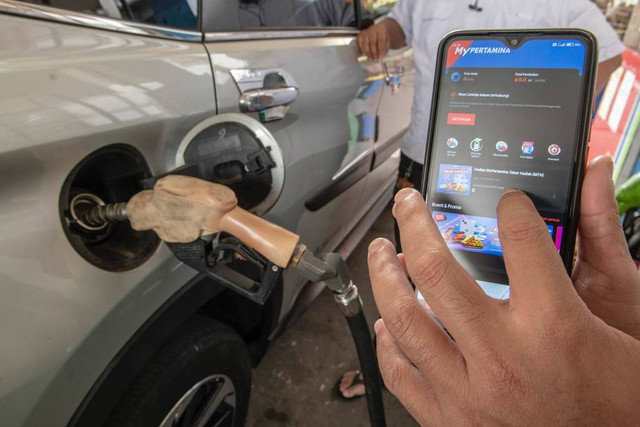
[368,238,465,387]
[368,32,379,61]
[393,189,498,347]
[357,33,368,57]
[497,190,577,313]
[377,34,388,60]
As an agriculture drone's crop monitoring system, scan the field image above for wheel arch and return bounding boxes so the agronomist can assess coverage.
[69,273,282,427]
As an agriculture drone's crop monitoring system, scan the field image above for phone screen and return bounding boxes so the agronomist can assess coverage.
[421,34,592,300]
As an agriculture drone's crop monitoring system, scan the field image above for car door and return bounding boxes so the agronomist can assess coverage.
[202,0,387,311]
[355,0,416,221]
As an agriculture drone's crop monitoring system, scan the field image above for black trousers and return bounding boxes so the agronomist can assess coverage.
[394,152,424,254]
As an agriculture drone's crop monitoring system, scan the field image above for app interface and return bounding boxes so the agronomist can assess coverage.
[426,37,588,296]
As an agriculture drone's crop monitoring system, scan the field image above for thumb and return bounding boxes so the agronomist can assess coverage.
[574,155,640,334]
[576,155,633,276]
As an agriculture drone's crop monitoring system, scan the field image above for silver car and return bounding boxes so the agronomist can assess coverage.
[0,0,414,425]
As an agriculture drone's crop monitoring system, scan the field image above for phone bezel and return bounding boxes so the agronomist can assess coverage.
[420,29,599,277]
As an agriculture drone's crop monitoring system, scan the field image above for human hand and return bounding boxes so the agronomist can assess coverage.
[357,23,391,61]
[573,156,640,338]
[369,159,640,425]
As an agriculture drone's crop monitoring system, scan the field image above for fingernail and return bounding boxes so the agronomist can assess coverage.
[374,319,383,334]
[503,188,520,195]
[592,155,614,176]
[394,188,418,203]
[368,238,388,255]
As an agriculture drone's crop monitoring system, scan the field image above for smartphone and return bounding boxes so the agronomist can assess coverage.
[419,30,598,301]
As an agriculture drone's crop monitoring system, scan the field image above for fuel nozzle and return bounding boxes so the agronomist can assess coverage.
[75,175,300,269]
[76,175,355,309]
[73,194,128,230]
[76,175,352,301]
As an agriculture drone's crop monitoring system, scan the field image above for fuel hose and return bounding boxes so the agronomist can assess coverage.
[346,310,386,427]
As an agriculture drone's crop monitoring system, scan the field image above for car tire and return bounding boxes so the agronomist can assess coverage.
[105,315,251,427]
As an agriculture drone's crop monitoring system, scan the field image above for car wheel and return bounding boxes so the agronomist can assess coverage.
[106,315,251,427]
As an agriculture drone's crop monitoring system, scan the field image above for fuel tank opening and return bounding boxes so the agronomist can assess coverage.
[70,193,128,232]
[60,144,160,272]
[70,193,108,231]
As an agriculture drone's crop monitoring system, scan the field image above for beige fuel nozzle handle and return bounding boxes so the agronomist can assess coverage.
[127,175,300,269]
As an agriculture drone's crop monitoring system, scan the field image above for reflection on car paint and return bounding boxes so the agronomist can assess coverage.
[335,69,387,179]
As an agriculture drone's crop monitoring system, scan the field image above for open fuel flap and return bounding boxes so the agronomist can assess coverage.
[61,114,286,304]
[171,113,284,215]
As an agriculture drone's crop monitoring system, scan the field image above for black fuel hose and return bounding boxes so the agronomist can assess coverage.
[346,311,386,427]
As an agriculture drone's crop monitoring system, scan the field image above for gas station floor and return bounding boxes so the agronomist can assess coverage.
[246,206,419,426]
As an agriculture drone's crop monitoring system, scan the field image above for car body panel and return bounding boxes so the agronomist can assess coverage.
[355,46,415,228]
[357,45,415,218]
[0,14,215,427]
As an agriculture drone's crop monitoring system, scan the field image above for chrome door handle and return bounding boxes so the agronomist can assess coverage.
[239,86,299,113]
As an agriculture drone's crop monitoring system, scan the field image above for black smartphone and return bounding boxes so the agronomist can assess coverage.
[420,30,598,300]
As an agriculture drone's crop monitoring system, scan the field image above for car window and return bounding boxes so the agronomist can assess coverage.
[201,0,357,32]
[17,0,198,30]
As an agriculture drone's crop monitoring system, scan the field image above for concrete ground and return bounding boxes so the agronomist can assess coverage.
[246,206,419,426]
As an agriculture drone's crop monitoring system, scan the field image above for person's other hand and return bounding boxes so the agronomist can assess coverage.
[369,157,640,425]
[357,23,391,61]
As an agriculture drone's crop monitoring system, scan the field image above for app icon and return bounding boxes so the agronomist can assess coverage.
[495,141,508,152]
[521,141,535,155]
[470,138,483,152]
[451,72,461,82]
[433,213,447,222]
[447,138,459,149]
[548,144,561,156]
